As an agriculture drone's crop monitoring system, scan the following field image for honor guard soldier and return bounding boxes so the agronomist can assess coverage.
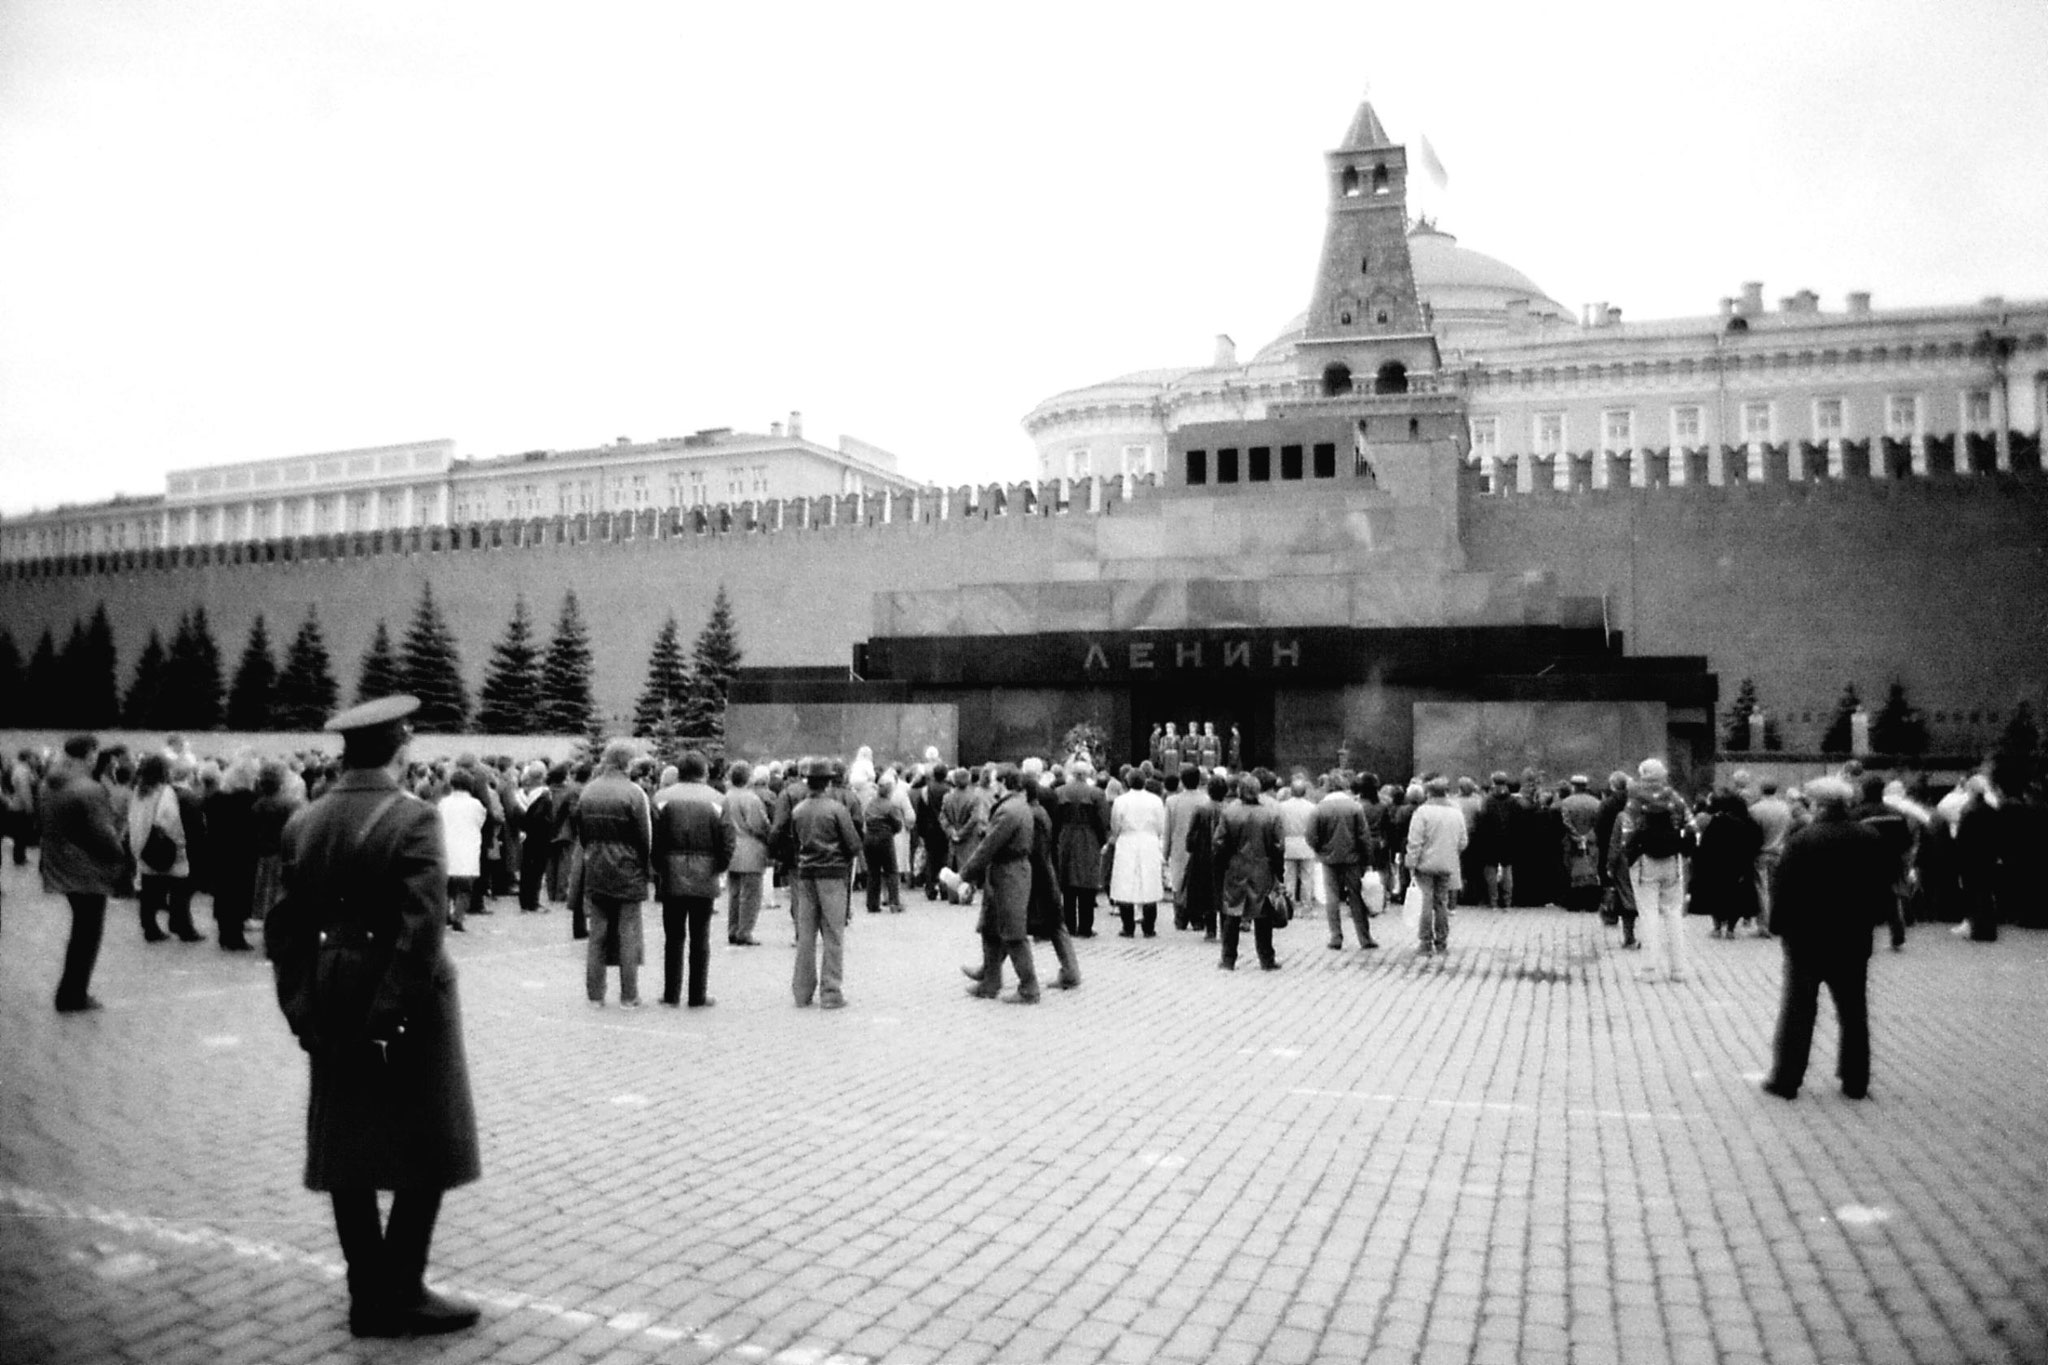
[265,695,483,1338]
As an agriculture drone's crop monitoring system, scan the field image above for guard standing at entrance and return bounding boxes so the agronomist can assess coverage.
[266,695,482,1338]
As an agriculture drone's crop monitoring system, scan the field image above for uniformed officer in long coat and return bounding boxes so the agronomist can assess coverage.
[266,695,482,1338]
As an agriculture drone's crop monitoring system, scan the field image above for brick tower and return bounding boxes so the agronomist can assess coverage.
[1298,95,1441,398]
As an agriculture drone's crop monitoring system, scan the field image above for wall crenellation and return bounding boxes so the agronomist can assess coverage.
[0,474,1177,585]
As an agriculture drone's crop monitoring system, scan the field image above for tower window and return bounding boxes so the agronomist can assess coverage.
[1341,166,1360,197]
[1374,361,1408,395]
[1372,164,1389,194]
[1339,311,1352,326]
[1322,363,1353,397]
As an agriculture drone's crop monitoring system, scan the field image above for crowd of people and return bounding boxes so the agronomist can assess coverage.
[4,731,2034,1017]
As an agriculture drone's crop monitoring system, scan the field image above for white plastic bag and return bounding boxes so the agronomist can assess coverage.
[1400,878,1424,934]
[1362,868,1386,917]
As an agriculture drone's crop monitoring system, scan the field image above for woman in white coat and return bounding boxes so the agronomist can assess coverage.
[1107,773,1168,937]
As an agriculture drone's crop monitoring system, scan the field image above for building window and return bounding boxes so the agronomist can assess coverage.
[751,464,770,494]
[1280,444,1304,480]
[1217,448,1239,483]
[1886,394,1920,438]
[1535,413,1565,456]
[1671,406,1702,445]
[1311,443,1336,478]
[1121,444,1151,478]
[1602,409,1634,453]
[1247,447,1270,482]
[1813,398,1845,441]
[687,471,707,505]
[1741,401,1773,443]
[1067,448,1092,479]
[1470,417,1499,461]
[1965,389,1994,432]
[1186,449,1207,485]
[727,466,746,499]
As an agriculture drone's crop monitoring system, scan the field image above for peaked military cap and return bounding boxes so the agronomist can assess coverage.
[323,694,421,735]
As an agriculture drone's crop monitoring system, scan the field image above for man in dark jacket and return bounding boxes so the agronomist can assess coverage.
[1052,760,1110,937]
[575,742,653,1007]
[40,734,128,1012]
[1475,773,1516,908]
[957,765,1042,1003]
[1309,773,1378,951]
[652,750,733,1008]
[1762,777,1895,1102]
[1214,774,1285,970]
[267,695,481,1337]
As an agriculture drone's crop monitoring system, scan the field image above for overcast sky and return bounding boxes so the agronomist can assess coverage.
[2,0,2044,516]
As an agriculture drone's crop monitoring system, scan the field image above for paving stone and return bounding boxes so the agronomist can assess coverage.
[2,883,2044,1365]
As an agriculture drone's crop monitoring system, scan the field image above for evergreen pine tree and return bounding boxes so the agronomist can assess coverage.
[275,607,340,731]
[124,630,168,727]
[55,618,93,729]
[632,614,689,737]
[24,628,60,728]
[1870,680,1929,758]
[1724,677,1760,750]
[1995,701,2039,793]
[78,604,120,728]
[399,583,470,732]
[1820,682,1861,755]
[476,596,543,734]
[163,607,225,729]
[680,585,743,756]
[537,590,596,735]
[226,615,279,731]
[356,620,404,704]
[0,631,22,725]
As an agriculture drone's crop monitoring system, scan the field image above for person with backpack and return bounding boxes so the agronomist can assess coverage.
[1620,757,1696,982]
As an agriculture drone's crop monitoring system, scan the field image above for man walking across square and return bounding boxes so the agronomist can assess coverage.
[1621,757,1695,982]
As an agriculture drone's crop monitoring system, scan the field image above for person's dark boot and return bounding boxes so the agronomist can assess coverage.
[1140,904,1157,937]
[1117,905,1135,937]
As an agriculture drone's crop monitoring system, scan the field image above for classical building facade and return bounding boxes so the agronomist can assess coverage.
[0,414,915,562]
[1024,156,2047,500]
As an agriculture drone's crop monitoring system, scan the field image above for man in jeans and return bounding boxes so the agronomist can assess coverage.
[39,734,126,1012]
[1404,777,1467,957]
[773,757,861,1009]
[1621,757,1695,983]
[574,742,652,1008]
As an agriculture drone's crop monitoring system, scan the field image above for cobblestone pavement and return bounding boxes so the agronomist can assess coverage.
[3,859,2046,1365]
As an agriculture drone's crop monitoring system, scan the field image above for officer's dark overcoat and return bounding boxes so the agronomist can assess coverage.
[268,768,481,1192]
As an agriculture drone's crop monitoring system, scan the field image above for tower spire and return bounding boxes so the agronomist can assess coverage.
[1298,94,1440,394]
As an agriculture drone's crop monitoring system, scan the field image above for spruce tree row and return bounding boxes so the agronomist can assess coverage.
[0,583,742,743]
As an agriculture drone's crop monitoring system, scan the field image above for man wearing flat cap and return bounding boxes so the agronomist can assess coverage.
[266,695,481,1338]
